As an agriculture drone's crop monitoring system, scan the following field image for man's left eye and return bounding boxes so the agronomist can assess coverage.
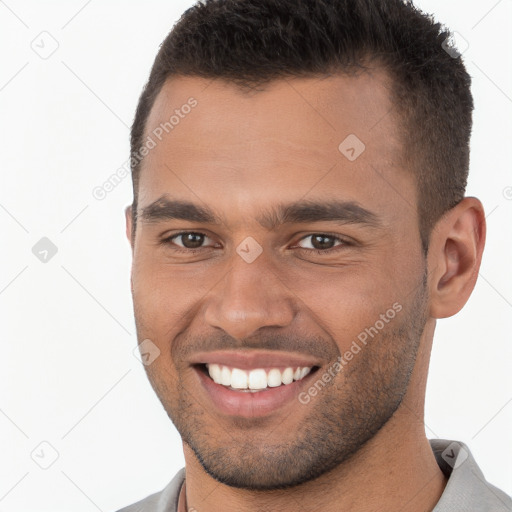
[296,234,346,251]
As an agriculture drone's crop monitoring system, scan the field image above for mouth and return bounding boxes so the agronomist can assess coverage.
[190,351,322,418]
[200,363,316,392]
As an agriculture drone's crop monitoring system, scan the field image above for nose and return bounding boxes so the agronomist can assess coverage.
[203,249,296,341]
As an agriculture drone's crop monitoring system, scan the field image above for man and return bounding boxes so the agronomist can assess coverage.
[118,0,511,510]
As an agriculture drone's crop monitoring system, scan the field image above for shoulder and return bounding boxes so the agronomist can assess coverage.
[114,468,186,512]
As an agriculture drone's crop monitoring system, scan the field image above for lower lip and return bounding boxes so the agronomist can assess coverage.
[195,367,315,418]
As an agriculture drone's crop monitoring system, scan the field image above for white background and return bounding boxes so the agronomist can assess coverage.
[1,0,511,510]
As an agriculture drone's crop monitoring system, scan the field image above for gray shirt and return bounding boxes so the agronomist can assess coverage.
[115,439,512,511]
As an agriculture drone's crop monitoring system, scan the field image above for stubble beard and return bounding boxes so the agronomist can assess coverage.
[158,273,429,490]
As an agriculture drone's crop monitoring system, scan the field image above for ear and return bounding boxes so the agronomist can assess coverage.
[427,197,486,319]
[125,205,134,249]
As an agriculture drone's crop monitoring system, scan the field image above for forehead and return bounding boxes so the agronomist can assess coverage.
[138,72,414,225]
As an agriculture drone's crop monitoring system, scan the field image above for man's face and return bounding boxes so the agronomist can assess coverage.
[128,72,429,489]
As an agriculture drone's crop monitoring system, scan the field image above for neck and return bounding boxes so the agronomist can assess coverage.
[182,321,447,512]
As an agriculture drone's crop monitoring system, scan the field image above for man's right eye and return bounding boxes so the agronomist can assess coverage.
[162,231,217,250]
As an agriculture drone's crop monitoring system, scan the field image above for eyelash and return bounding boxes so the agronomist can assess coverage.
[160,231,352,255]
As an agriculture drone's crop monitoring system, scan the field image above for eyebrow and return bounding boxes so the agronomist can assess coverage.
[139,195,381,230]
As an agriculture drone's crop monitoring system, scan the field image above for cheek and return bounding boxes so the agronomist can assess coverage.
[131,255,220,355]
[131,262,187,396]
[279,259,412,349]
[131,257,183,351]
[132,252,189,317]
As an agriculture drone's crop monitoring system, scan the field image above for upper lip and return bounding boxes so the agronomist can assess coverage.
[189,350,322,370]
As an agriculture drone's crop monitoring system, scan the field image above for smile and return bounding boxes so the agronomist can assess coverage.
[191,350,322,417]
[206,363,313,391]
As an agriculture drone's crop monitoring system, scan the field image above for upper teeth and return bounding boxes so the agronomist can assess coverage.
[206,364,312,390]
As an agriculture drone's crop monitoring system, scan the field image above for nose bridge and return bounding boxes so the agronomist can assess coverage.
[203,249,295,340]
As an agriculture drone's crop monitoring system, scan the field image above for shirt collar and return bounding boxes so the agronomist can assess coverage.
[430,439,511,511]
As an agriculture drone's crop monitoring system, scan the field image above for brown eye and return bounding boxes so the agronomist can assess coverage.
[312,235,335,250]
[297,234,343,251]
[172,232,211,249]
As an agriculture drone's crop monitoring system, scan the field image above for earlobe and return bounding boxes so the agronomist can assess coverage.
[428,197,486,319]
